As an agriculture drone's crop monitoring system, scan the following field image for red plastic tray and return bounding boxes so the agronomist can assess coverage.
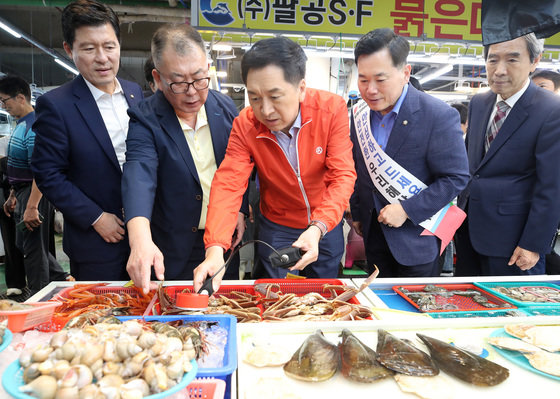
[153,284,259,315]
[187,378,226,399]
[393,284,516,313]
[254,278,362,305]
[44,285,155,331]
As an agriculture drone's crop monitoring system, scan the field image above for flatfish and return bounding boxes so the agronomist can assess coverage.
[376,329,439,376]
[283,330,338,382]
[418,333,509,386]
[338,329,394,383]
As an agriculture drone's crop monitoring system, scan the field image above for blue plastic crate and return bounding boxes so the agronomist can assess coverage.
[118,314,237,399]
[522,307,560,316]
[474,282,560,308]
[428,308,530,319]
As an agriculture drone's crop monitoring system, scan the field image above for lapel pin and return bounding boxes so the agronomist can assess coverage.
[403,120,408,125]
[130,94,135,98]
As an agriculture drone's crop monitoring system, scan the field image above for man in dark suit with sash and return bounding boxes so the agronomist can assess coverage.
[350,28,469,278]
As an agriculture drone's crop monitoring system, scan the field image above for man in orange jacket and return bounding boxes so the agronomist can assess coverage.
[194,37,356,292]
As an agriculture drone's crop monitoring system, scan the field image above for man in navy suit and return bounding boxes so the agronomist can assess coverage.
[31,0,143,281]
[350,29,469,278]
[455,33,560,276]
[122,24,245,294]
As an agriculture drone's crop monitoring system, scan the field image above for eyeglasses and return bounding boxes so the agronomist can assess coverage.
[0,96,14,106]
[156,70,210,94]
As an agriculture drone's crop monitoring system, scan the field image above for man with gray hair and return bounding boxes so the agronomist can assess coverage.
[122,24,246,293]
[455,33,560,276]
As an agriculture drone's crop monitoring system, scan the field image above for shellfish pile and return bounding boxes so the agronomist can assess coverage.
[488,324,560,377]
[17,319,199,399]
[275,328,509,394]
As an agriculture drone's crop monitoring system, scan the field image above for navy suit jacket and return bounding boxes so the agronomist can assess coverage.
[350,84,469,265]
[459,82,560,257]
[31,75,143,268]
[122,89,245,279]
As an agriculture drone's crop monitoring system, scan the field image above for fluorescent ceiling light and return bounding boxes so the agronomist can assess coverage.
[429,92,468,102]
[213,44,232,52]
[0,21,22,38]
[54,58,79,75]
[419,64,453,84]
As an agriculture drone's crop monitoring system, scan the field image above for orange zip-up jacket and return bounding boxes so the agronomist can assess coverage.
[204,88,356,251]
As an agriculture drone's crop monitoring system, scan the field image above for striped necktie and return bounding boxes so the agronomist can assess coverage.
[485,100,509,152]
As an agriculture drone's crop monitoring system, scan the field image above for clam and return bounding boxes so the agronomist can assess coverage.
[121,320,144,337]
[417,333,509,386]
[31,345,54,363]
[23,363,42,384]
[55,386,79,399]
[137,330,156,349]
[339,329,394,382]
[19,375,58,399]
[283,330,338,382]
[78,384,103,399]
[53,360,71,380]
[121,379,150,397]
[376,329,438,376]
[80,343,104,367]
[50,330,69,348]
[143,362,169,392]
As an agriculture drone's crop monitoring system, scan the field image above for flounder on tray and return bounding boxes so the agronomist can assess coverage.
[338,329,394,383]
[418,333,509,386]
[376,329,438,376]
[283,330,338,382]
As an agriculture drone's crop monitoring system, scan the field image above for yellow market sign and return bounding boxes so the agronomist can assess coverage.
[193,0,560,46]
[193,0,483,40]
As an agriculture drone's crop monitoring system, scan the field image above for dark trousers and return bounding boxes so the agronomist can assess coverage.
[455,219,545,276]
[0,189,25,289]
[365,218,439,277]
[257,215,343,279]
[14,186,67,294]
[70,257,129,281]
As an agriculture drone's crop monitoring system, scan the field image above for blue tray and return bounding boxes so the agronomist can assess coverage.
[2,359,197,399]
[474,282,560,307]
[429,309,530,319]
[0,328,12,352]
[489,328,560,381]
[118,315,237,377]
[522,307,560,316]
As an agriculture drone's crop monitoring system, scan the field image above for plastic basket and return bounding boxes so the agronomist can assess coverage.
[0,328,13,352]
[117,314,237,380]
[0,301,60,332]
[474,282,560,308]
[428,308,530,319]
[254,278,362,304]
[187,378,226,399]
[47,285,156,330]
[152,284,259,316]
[393,284,515,313]
[522,307,560,316]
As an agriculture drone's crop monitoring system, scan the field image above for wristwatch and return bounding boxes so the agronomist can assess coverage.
[308,220,327,239]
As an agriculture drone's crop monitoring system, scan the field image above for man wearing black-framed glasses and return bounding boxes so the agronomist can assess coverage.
[122,23,247,293]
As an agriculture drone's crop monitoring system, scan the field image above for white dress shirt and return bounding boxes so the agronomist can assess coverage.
[84,78,130,169]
